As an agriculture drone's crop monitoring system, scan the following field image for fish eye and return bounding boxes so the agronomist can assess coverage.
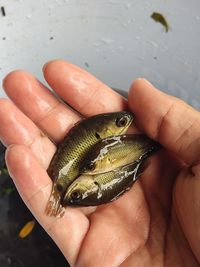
[71,190,82,200]
[116,116,128,127]
[85,162,96,171]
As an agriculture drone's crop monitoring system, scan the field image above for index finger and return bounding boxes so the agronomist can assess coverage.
[43,60,127,116]
[128,79,200,165]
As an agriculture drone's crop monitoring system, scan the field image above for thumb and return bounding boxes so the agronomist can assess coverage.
[174,164,200,263]
[128,79,200,165]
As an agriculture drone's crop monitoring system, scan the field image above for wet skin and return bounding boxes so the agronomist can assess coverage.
[1,60,200,267]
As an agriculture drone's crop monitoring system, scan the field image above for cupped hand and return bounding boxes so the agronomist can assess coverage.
[1,60,200,267]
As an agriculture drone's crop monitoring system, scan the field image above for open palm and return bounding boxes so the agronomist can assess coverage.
[1,60,200,267]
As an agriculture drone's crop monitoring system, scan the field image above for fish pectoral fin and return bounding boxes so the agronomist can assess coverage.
[94,181,101,190]
[133,160,150,181]
[94,181,103,195]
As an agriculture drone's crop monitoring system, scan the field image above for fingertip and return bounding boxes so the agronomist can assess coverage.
[3,70,20,88]
[131,78,154,89]
[42,59,66,75]
[42,60,54,73]
[128,78,179,143]
[3,70,29,90]
[128,78,160,137]
[128,78,156,103]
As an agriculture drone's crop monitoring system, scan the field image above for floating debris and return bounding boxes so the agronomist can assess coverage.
[1,187,15,195]
[84,62,89,68]
[0,167,8,175]
[151,12,169,32]
[19,220,36,239]
[1,6,6,17]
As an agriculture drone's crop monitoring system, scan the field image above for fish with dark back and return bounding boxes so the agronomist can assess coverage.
[46,112,160,216]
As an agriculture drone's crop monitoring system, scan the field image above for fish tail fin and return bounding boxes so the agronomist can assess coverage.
[45,184,64,217]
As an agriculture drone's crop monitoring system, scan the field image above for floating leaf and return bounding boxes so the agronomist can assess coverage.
[1,6,6,17]
[19,220,35,239]
[151,12,169,32]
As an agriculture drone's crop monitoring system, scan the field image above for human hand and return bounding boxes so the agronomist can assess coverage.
[1,60,200,267]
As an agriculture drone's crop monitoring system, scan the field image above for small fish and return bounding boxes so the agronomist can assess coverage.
[46,112,133,216]
[151,12,169,32]
[81,134,159,175]
[63,161,147,206]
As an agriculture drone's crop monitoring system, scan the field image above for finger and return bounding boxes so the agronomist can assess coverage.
[43,60,127,116]
[3,70,80,142]
[0,99,55,169]
[6,144,89,266]
[174,164,200,263]
[128,79,200,165]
